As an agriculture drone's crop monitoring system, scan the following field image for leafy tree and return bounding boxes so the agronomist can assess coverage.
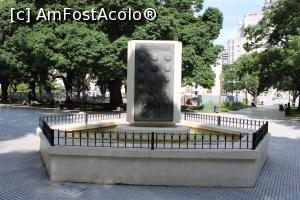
[223,53,269,104]
[1,25,53,102]
[49,22,109,103]
[98,0,223,108]
[0,0,22,101]
[1,0,223,109]
[245,0,300,108]
[0,49,17,101]
[132,4,223,87]
[223,64,240,92]
[280,36,300,107]
[94,36,129,107]
[245,0,300,49]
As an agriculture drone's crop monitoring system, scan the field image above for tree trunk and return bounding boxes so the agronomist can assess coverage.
[44,82,54,106]
[108,79,123,110]
[292,94,297,107]
[65,84,72,103]
[28,81,37,104]
[245,91,248,106]
[76,78,81,102]
[76,91,81,102]
[63,72,74,103]
[253,95,257,105]
[298,92,300,110]
[99,83,107,103]
[97,79,108,103]
[0,79,9,102]
[39,67,54,105]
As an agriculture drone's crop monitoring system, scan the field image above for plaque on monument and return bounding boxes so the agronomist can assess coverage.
[127,41,182,126]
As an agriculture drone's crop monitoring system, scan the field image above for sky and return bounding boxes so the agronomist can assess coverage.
[201,0,266,47]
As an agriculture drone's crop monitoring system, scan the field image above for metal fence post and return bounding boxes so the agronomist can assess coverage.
[50,129,54,146]
[217,116,221,126]
[151,132,155,150]
[252,132,256,150]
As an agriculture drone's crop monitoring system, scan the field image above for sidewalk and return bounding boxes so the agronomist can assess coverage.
[0,105,300,200]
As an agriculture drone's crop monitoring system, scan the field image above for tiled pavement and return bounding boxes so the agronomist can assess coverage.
[0,105,300,200]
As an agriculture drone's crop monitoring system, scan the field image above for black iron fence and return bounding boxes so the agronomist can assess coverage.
[183,113,265,131]
[39,112,268,150]
[39,118,54,146]
[7,92,112,103]
[252,121,268,150]
[48,129,252,150]
[41,112,125,126]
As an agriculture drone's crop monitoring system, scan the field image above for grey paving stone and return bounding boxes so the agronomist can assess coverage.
[0,105,299,200]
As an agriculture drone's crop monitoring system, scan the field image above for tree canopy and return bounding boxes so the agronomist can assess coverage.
[241,0,300,107]
[223,52,270,103]
[0,0,223,108]
[244,0,300,50]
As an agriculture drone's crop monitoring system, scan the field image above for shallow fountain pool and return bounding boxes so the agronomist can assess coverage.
[53,125,249,149]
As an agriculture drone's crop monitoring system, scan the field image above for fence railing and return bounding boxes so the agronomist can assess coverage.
[39,118,54,146]
[41,112,125,126]
[252,121,268,150]
[49,129,252,150]
[39,112,268,150]
[7,92,112,103]
[183,113,265,131]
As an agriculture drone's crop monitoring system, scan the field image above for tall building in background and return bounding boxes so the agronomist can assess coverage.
[225,0,290,106]
[226,12,263,64]
[221,51,229,65]
[264,0,277,8]
[180,51,237,105]
[226,37,246,64]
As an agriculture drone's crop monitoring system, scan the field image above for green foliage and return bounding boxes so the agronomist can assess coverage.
[183,101,247,113]
[51,22,109,72]
[0,0,25,35]
[283,36,300,91]
[123,1,223,87]
[244,0,300,107]
[221,102,248,112]
[223,53,269,100]
[222,64,240,92]
[52,82,65,92]
[286,107,300,117]
[0,0,224,104]
[16,83,28,92]
[245,0,300,49]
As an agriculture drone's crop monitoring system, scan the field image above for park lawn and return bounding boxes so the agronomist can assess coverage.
[182,102,248,113]
[286,107,300,117]
[221,102,249,112]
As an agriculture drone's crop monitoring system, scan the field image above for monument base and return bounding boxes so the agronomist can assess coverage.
[115,124,190,134]
[38,127,270,187]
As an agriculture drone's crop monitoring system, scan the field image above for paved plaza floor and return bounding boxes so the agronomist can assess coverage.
[0,105,299,200]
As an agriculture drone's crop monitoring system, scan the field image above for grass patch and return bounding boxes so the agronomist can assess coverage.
[286,107,300,117]
[182,102,248,113]
[221,102,248,112]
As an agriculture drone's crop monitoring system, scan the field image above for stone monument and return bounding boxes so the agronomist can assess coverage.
[117,40,189,133]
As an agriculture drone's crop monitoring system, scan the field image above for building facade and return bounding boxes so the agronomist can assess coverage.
[227,11,263,64]
[225,0,293,106]
[264,0,277,8]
